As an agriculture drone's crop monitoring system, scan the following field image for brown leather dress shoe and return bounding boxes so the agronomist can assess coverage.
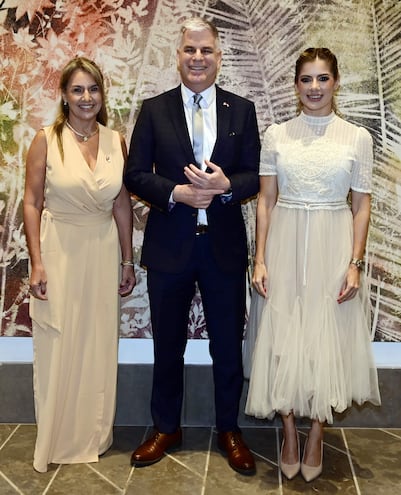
[217,431,256,475]
[130,429,182,467]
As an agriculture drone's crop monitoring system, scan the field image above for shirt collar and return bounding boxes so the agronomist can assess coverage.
[181,83,216,109]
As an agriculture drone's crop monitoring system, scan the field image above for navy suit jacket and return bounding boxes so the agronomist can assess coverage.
[124,85,260,273]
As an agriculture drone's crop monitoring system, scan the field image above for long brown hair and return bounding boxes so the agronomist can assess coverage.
[294,47,340,115]
[53,57,107,159]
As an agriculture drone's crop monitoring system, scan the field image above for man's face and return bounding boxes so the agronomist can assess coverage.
[177,28,222,93]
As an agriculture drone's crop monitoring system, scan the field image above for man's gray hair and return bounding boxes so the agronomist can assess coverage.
[179,17,221,50]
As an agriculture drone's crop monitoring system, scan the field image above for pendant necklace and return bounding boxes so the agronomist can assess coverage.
[66,121,99,142]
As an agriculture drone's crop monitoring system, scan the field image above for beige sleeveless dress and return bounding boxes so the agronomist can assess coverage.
[30,124,124,472]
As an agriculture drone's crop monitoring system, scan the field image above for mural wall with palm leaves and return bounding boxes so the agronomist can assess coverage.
[0,0,400,341]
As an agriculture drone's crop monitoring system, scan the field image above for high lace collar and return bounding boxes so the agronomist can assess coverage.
[300,111,336,126]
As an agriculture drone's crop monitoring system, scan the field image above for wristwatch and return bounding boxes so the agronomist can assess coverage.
[350,258,364,270]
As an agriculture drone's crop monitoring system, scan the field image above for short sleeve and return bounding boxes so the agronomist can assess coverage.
[259,124,278,176]
[351,126,373,193]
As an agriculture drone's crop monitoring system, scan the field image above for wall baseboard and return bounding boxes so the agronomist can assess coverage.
[0,362,399,427]
[1,338,400,367]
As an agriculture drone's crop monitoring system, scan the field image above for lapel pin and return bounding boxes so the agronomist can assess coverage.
[223,101,230,107]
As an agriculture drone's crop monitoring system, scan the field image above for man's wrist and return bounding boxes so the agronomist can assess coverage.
[220,186,232,204]
[222,187,232,195]
[168,188,177,211]
[223,179,232,193]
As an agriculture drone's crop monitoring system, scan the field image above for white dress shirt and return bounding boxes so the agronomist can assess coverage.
[181,83,217,225]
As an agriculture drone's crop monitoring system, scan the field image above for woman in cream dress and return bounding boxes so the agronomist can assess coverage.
[23,57,136,473]
[245,48,380,482]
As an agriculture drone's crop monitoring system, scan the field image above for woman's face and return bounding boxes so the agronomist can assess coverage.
[63,69,103,124]
[295,58,339,116]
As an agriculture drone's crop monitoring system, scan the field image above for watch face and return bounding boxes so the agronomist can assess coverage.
[351,259,363,269]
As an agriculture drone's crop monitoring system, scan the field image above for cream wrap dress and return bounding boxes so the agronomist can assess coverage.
[30,124,124,472]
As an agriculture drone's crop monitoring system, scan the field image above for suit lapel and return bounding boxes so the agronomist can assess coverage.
[211,86,231,162]
[166,85,232,164]
[167,86,195,162]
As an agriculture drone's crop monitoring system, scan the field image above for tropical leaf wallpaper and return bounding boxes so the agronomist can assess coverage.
[0,0,400,341]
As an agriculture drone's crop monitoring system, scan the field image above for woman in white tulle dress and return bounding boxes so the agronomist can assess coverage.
[245,48,381,482]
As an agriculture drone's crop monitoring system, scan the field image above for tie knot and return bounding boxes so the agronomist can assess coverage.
[193,93,202,107]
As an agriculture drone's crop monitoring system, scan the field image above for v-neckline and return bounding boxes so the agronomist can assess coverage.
[67,125,100,172]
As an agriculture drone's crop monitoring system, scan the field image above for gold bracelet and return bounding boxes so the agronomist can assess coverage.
[121,260,134,266]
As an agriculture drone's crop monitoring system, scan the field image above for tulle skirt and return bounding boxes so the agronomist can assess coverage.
[244,203,381,424]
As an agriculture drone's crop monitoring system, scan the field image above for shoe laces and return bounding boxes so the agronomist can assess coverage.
[229,433,243,450]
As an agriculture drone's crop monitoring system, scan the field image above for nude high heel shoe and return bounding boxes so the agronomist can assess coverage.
[280,431,300,480]
[301,439,323,482]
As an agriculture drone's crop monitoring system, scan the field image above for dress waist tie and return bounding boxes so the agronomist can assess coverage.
[276,198,349,286]
[42,208,112,227]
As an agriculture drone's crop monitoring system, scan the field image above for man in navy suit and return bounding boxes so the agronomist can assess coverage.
[124,17,260,475]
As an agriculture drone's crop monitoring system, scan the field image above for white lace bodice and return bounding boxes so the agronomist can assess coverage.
[260,112,373,203]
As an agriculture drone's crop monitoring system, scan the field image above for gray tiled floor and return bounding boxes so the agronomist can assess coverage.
[0,425,400,494]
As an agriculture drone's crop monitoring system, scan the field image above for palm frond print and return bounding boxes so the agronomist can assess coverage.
[0,0,400,340]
